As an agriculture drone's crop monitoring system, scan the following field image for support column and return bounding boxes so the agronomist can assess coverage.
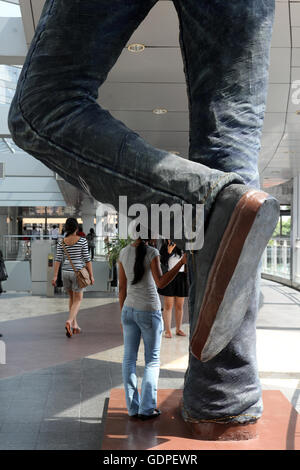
[96,202,118,256]
[292,175,300,287]
[80,196,96,236]
[0,215,8,237]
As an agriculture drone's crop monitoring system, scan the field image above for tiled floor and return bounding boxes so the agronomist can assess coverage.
[0,278,299,450]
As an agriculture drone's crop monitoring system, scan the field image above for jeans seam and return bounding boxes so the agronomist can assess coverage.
[174,1,193,156]
[174,0,229,208]
[200,174,232,205]
[16,101,194,207]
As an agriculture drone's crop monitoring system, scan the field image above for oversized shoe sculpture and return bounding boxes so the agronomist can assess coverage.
[184,184,279,441]
[190,184,279,362]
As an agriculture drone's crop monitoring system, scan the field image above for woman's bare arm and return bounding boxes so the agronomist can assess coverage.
[118,261,127,310]
[150,253,187,290]
[51,261,61,287]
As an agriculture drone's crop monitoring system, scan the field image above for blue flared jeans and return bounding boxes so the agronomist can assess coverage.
[121,306,163,416]
[8,0,275,423]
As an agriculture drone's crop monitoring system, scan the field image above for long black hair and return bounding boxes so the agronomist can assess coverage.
[159,239,182,267]
[131,225,152,285]
[64,218,79,237]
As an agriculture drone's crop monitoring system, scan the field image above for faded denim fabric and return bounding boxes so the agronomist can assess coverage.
[8,0,275,424]
[175,0,275,423]
[8,0,242,231]
[121,306,163,416]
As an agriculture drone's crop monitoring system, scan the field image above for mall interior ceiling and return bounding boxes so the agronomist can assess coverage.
[1,0,300,211]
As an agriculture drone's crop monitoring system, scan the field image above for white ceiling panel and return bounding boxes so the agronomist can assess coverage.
[261,132,284,147]
[126,1,179,47]
[291,66,300,81]
[288,96,300,113]
[139,130,189,149]
[266,84,290,112]
[287,122,300,133]
[262,168,293,180]
[292,27,300,47]
[282,132,300,141]
[263,113,286,133]
[291,3,300,26]
[269,48,290,83]
[99,83,188,111]
[107,48,185,83]
[260,146,279,158]
[272,1,290,47]
[286,112,300,124]
[31,0,44,28]
[269,160,294,170]
[111,110,189,132]
[292,48,300,66]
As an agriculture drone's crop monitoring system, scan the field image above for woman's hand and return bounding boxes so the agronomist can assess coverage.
[90,275,95,285]
[167,240,176,254]
[51,276,57,287]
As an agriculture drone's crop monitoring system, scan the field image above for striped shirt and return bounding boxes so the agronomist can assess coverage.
[55,237,91,272]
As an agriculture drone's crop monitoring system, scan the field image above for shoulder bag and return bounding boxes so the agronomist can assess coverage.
[62,241,91,289]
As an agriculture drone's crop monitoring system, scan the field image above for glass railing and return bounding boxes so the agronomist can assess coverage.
[0,235,118,261]
[261,237,291,280]
[1,235,292,282]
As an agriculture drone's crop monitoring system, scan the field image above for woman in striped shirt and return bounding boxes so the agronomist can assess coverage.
[52,218,94,337]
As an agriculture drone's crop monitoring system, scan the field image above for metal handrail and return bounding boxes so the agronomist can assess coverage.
[0,234,118,260]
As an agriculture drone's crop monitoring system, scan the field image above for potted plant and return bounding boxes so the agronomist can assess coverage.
[104,236,132,288]
[104,235,132,268]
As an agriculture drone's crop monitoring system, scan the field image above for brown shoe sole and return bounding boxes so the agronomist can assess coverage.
[190,189,279,362]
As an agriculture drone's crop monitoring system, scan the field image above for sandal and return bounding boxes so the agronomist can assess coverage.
[65,322,72,338]
[176,329,186,337]
[73,327,82,334]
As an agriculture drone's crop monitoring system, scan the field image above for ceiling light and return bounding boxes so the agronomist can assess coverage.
[153,108,168,115]
[127,43,145,53]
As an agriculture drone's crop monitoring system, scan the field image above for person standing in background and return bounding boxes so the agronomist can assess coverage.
[77,225,86,237]
[157,240,189,338]
[86,228,96,261]
[31,224,40,242]
[0,250,8,296]
[51,225,59,242]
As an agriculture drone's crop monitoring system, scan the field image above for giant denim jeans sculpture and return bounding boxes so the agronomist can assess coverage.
[9,0,275,425]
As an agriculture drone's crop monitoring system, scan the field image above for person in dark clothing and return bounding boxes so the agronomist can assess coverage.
[0,249,7,337]
[86,228,96,260]
[77,225,86,237]
[0,250,8,296]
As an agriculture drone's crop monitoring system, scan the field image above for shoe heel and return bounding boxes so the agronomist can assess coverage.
[65,322,72,338]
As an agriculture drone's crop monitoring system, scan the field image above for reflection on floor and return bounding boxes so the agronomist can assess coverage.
[0,279,299,450]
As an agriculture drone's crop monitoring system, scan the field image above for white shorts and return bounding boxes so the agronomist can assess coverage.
[62,271,85,293]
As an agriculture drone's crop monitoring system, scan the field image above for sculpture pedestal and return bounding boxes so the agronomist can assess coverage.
[102,389,300,450]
